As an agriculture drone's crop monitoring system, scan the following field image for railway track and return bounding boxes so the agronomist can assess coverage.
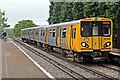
[98,64,120,73]
[13,38,119,80]
[47,51,120,80]
[13,39,88,80]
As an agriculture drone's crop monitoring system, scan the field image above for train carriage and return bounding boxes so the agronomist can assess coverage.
[47,17,112,61]
[39,26,48,44]
[21,17,113,62]
[21,26,40,43]
[34,27,40,41]
[48,27,57,47]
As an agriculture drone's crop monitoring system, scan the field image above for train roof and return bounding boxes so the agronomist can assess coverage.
[21,20,80,30]
[21,26,39,30]
[21,17,112,30]
[48,20,80,27]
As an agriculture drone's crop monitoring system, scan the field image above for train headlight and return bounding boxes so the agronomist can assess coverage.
[103,42,111,47]
[81,42,89,48]
[107,43,110,46]
[81,42,86,46]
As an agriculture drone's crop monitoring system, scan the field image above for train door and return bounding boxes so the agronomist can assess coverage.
[70,25,76,50]
[46,28,48,44]
[92,23,100,50]
[61,27,67,49]
[56,27,61,47]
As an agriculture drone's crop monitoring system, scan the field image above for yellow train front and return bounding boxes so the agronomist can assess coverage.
[68,17,112,62]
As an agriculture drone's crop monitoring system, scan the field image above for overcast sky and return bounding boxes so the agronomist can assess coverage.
[0,0,50,28]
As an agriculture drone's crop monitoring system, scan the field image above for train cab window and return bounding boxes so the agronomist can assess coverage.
[92,26,98,35]
[103,26,110,35]
[52,29,56,37]
[103,22,111,36]
[81,22,90,37]
[62,28,66,38]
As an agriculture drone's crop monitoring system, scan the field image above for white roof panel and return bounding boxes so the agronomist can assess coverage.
[49,20,80,27]
[21,20,80,30]
[21,26,40,31]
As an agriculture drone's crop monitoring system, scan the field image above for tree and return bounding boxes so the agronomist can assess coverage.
[60,2,74,22]
[72,2,84,20]
[48,2,120,29]
[83,2,120,29]
[14,20,37,37]
[48,2,84,24]
[0,9,8,32]
[48,2,63,24]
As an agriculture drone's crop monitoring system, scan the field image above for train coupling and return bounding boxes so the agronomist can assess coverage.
[92,51,103,61]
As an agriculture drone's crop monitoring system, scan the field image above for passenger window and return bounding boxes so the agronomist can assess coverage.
[52,29,56,37]
[62,28,66,38]
[41,30,43,36]
[30,30,33,35]
[36,29,39,35]
[49,29,52,37]
[43,30,45,37]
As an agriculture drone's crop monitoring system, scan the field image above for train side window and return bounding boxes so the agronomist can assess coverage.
[49,29,52,37]
[36,29,39,35]
[41,29,43,36]
[32,30,33,35]
[43,30,45,37]
[62,28,66,38]
[52,29,56,37]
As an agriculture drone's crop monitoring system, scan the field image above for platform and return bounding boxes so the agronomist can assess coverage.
[111,48,120,56]
[1,39,50,79]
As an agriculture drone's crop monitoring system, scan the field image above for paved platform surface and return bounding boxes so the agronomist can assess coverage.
[0,40,2,80]
[112,48,120,53]
[111,48,120,56]
[1,39,49,78]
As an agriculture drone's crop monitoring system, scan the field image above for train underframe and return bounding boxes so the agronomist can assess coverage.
[22,38,110,62]
[51,48,110,62]
[36,43,110,62]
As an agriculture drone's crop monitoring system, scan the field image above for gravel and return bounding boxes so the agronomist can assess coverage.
[89,64,119,78]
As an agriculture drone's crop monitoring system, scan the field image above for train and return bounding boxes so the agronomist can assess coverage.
[21,17,113,62]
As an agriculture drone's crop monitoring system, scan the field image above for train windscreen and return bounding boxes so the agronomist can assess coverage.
[81,21,111,36]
